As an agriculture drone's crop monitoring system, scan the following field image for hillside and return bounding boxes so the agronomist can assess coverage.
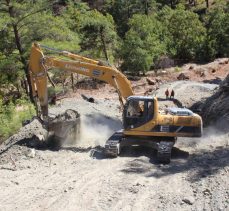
[0,60,228,211]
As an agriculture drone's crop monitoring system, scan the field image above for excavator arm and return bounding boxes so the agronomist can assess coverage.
[28,43,134,120]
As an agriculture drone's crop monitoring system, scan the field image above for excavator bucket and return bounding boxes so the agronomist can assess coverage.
[47,109,81,148]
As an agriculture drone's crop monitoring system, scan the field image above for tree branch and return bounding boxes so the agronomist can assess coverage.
[0,23,11,32]
[18,21,38,32]
[47,72,56,87]
[15,0,59,25]
[0,8,9,12]
[16,8,45,25]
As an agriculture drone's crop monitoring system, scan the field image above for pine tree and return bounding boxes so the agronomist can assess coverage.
[0,0,79,100]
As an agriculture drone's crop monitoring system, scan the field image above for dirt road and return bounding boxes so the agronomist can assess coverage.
[0,96,228,211]
[0,129,228,211]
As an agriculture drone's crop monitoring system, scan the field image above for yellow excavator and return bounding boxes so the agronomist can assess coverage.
[29,43,202,163]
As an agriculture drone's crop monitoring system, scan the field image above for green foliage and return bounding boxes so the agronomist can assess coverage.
[0,54,23,88]
[160,5,206,61]
[174,66,182,72]
[15,9,81,57]
[62,0,90,32]
[204,3,229,60]
[0,0,81,100]
[104,0,158,37]
[79,10,119,62]
[120,14,167,74]
[0,98,35,142]
[41,38,80,52]
[0,0,229,107]
[48,86,65,97]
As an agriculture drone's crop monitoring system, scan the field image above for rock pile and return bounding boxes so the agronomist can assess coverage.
[200,74,229,130]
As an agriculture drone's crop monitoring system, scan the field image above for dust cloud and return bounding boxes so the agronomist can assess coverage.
[77,113,122,147]
[198,127,229,147]
[178,127,229,149]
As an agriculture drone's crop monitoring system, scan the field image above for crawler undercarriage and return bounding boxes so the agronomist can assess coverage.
[105,131,176,164]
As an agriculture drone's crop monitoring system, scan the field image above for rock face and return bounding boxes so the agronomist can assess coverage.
[177,73,190,80]
[154,56,175,69]
[200,74,229,130]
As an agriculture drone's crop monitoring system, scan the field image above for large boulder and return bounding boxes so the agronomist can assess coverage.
[177,73,190,80]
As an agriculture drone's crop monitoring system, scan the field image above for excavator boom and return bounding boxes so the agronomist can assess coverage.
[29,43,133,119]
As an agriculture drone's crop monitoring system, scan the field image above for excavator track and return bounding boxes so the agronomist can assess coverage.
[104,132,123,157]
[157,141,174,164]
[104,140,120,157]
[104,132,175,163]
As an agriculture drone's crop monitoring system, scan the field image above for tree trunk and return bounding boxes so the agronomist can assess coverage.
[62,80,65,92]
[14,24,34,101]
[23,78,29,96]
[170,0,173,8]
[127,1,130,18]
[205,0,209,8]
[144,0,149,15]
[71,73,74,92]
[76,73,79,91]
[100,27,109,62]
[16,82,22,97]
[6,0,34,103]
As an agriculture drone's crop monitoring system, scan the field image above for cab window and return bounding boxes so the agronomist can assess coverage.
[127,100,144,118]
[124,99,154,129]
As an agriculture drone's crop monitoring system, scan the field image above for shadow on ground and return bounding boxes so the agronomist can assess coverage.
[10,136,229,183]
[91,145,189,165]
[119,145,228,182]
[116,146,189,174]
[203,77,222,85]
[157,97,183,108]
[61,146,93,153]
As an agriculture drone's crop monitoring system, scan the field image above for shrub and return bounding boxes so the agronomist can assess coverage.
[0,98,35,143]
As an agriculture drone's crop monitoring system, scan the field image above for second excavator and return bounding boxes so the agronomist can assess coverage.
[28,43,202,163]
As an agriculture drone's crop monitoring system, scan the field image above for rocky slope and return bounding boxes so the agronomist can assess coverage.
[194,74,229,131]
[0,60,228,211]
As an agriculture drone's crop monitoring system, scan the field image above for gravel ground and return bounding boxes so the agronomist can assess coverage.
[0,79,228,211]
[153,81,218,109]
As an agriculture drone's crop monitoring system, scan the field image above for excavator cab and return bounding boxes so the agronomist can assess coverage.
[123,96,154,130]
